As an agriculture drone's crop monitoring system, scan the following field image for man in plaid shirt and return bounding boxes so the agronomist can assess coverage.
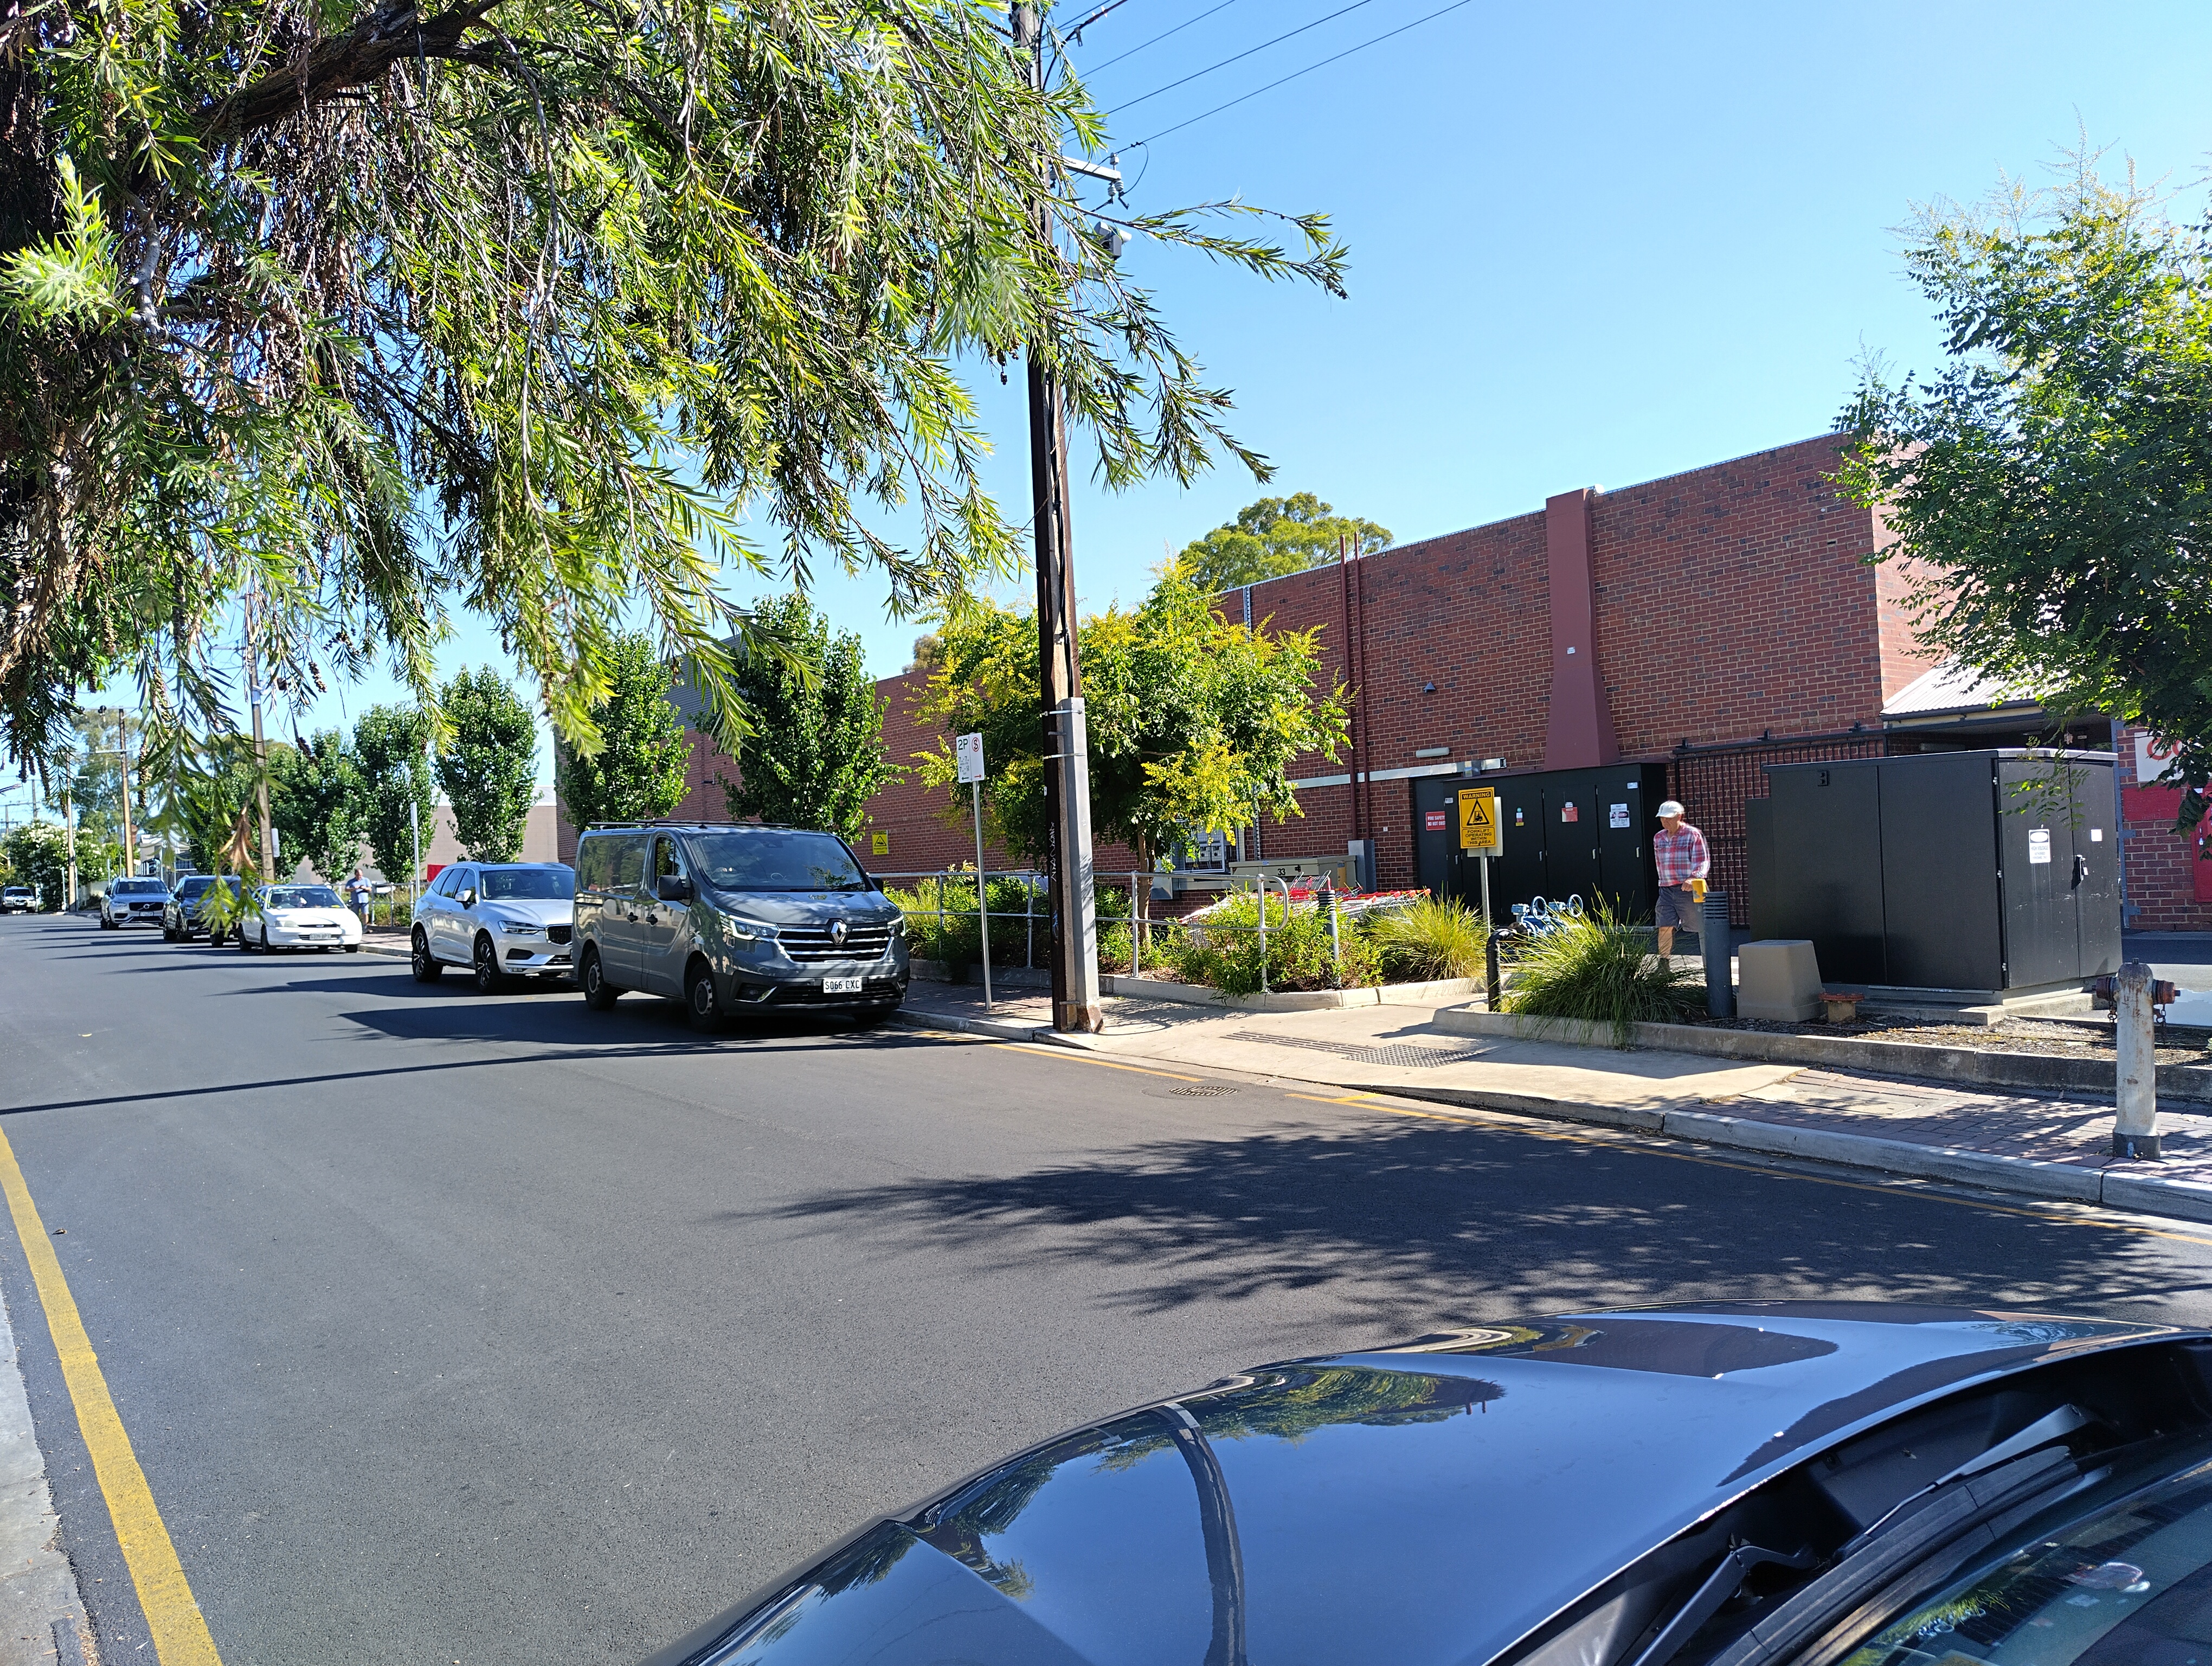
[1652,799,1709,959]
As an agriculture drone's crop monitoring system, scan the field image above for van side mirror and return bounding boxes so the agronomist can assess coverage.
[655,874,691,902]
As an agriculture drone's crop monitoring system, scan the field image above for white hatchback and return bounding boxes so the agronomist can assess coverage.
[241,883,364,953]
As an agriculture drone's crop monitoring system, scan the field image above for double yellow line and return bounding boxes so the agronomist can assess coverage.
[0,1126,223,1664]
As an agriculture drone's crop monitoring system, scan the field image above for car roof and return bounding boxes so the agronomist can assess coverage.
[674,1305,2197,1666]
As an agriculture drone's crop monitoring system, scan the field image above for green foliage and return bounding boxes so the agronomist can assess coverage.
[1369,896,1489,982]
[554,633,691,831]
[882,873,1054,968]
[1175,494,1392,594]
[352,706,434,885]
[434,669,538,863]
[1842,157,2212,824]
[1505,901,1703,1043]
[1163,893,1379,995]
[271,730,363,882]
[2,822,72,908]
[65,709,150,850]
[156,733,269,875]
[723,595,896,841]
[917,568,1349,867]
[0,0,1347,785]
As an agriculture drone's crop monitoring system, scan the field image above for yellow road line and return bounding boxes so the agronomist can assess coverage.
[988,1043,1200,1083]
[0,1127,223,1665]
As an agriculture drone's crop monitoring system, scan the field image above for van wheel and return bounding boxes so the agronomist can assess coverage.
[685,959,724,1034]
[411,928,442,983]
[580,947,620,1010]
[472,934,506,994]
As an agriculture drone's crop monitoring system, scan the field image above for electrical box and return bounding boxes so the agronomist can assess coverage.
[1413,763,1669,922]
[1749,750,2120,994]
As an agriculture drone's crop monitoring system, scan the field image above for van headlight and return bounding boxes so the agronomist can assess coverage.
[724,916,774,945]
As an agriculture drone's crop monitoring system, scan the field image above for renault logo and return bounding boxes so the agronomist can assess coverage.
[829,919,848,948]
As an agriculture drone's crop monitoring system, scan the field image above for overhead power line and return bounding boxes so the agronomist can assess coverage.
[1079,0,1245,76]
[1114,0,1381,114]
[1130,0,1480,148]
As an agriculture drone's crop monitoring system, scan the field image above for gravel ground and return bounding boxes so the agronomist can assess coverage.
[1692,1011,2212,1066]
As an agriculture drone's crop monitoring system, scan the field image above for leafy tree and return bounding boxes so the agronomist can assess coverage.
[64,709,151,853]
[163,735,270,875]
[352,706,435,885]
[1842,160,2212,825]
[271,731,364,882]
[1176,494,1392,594]
[916,568,1350,875]
[554,635,691,831]
[0,1,1347,781]
[433,670,538,862]
[722,595,896,841]
[3,822,73,909]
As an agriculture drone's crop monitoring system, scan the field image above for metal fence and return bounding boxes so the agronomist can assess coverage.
[1669,728,1891,926]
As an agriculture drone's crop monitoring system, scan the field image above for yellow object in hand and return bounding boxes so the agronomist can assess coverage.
[1688,877,1707,901]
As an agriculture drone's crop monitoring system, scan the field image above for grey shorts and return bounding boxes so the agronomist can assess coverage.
[1655,885,1700,930]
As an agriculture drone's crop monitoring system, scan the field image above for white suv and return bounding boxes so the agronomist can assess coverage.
[410,862,575,992]
[101,875,171,928]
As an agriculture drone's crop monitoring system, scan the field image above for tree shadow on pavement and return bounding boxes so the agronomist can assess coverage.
[762,1117,2212,1335]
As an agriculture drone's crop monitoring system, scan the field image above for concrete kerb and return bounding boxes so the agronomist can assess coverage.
[1434,1006,2212,1105]
[1341,1076,2212,1223]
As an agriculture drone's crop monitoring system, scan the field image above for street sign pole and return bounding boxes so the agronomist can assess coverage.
[957,732,992,1009]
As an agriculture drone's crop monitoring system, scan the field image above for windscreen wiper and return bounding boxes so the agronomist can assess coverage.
[1701,1442,2088,1666]
[1625,1541,1822,1666]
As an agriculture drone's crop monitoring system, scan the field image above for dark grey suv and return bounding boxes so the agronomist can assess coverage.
[571,823,907,1030]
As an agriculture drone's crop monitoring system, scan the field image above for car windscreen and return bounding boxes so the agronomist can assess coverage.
[267,887,341,909]
[113,879,164,894]
[1836,1433,2212,1665]
[177,877,212,898]
[479,868,574,901]
[687,830,869,892]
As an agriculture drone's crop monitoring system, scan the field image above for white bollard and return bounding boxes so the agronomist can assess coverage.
[2113,960,2160,1160]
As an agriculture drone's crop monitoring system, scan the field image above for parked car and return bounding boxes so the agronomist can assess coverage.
[409,862,576,992]
[162,874,242,942]
[239,884,363,953]
[1,886,36,914]
[647,1303,2212,1666]
[99,875,171,929]
[570,823,906,1031]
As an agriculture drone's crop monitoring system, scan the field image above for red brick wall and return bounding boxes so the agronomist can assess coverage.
[2118,722,2212,932]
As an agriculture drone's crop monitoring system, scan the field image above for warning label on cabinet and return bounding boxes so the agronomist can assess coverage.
[2028,828,2052,864]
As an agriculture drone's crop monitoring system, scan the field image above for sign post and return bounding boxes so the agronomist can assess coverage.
[1459,784,1503,1009]
[956,733,993,1008]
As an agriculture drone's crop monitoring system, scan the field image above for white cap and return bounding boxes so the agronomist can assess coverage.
[1656,800,1686,818]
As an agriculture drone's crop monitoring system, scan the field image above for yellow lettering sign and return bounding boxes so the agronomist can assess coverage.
[1458,787,1500,854]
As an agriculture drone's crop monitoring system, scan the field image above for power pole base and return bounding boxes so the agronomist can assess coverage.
[1055,1001,1104,1035]
[2112,1131,2163,1161]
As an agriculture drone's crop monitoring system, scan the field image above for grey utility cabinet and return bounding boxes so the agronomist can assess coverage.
[1747,749,2120,994]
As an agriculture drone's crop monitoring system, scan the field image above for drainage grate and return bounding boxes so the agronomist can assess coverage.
[1226,1030,1486,1069]
[1170,1083,1239,1098]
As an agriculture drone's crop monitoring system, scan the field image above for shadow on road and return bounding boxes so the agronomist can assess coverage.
[760,1118,2212,1326]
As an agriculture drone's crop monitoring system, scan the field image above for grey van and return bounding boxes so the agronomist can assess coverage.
[571,823,908,1030]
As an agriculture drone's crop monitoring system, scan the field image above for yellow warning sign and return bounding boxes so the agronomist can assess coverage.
[1458,787,1500,854]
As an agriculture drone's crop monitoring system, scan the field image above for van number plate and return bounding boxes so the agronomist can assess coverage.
[822,976,863,995]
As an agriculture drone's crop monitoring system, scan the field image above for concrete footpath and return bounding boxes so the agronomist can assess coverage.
[897,981,2212,1227]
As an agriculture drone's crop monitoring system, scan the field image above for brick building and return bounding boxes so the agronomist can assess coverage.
[561,430,2210,932]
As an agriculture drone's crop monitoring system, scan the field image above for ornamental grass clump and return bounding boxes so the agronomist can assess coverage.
[1504,900,1702,1045]
[1367,896,1488,982]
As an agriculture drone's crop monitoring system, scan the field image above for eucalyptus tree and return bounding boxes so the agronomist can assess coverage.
[1,1,1346,785]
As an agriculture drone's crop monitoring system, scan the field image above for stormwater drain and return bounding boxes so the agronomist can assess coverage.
[1226,1030,1488,1069]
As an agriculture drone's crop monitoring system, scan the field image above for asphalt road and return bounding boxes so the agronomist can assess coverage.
[5,911,2212,1665]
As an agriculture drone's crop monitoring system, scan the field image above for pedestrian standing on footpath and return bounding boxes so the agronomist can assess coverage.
[346,866,372,924]
[1653,799,1709,960]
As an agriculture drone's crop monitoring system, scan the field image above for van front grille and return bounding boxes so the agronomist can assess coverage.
[779,922,895,963]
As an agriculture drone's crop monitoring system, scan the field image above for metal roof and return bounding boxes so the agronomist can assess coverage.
[1883,660,2048,720]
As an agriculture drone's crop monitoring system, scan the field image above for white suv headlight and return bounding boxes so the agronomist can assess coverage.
[499,920,540,935]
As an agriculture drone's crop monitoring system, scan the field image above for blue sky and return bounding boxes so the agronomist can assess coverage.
[75,0,2212,798]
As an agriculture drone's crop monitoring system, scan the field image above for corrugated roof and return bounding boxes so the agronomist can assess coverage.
[1883,661,2047,719]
